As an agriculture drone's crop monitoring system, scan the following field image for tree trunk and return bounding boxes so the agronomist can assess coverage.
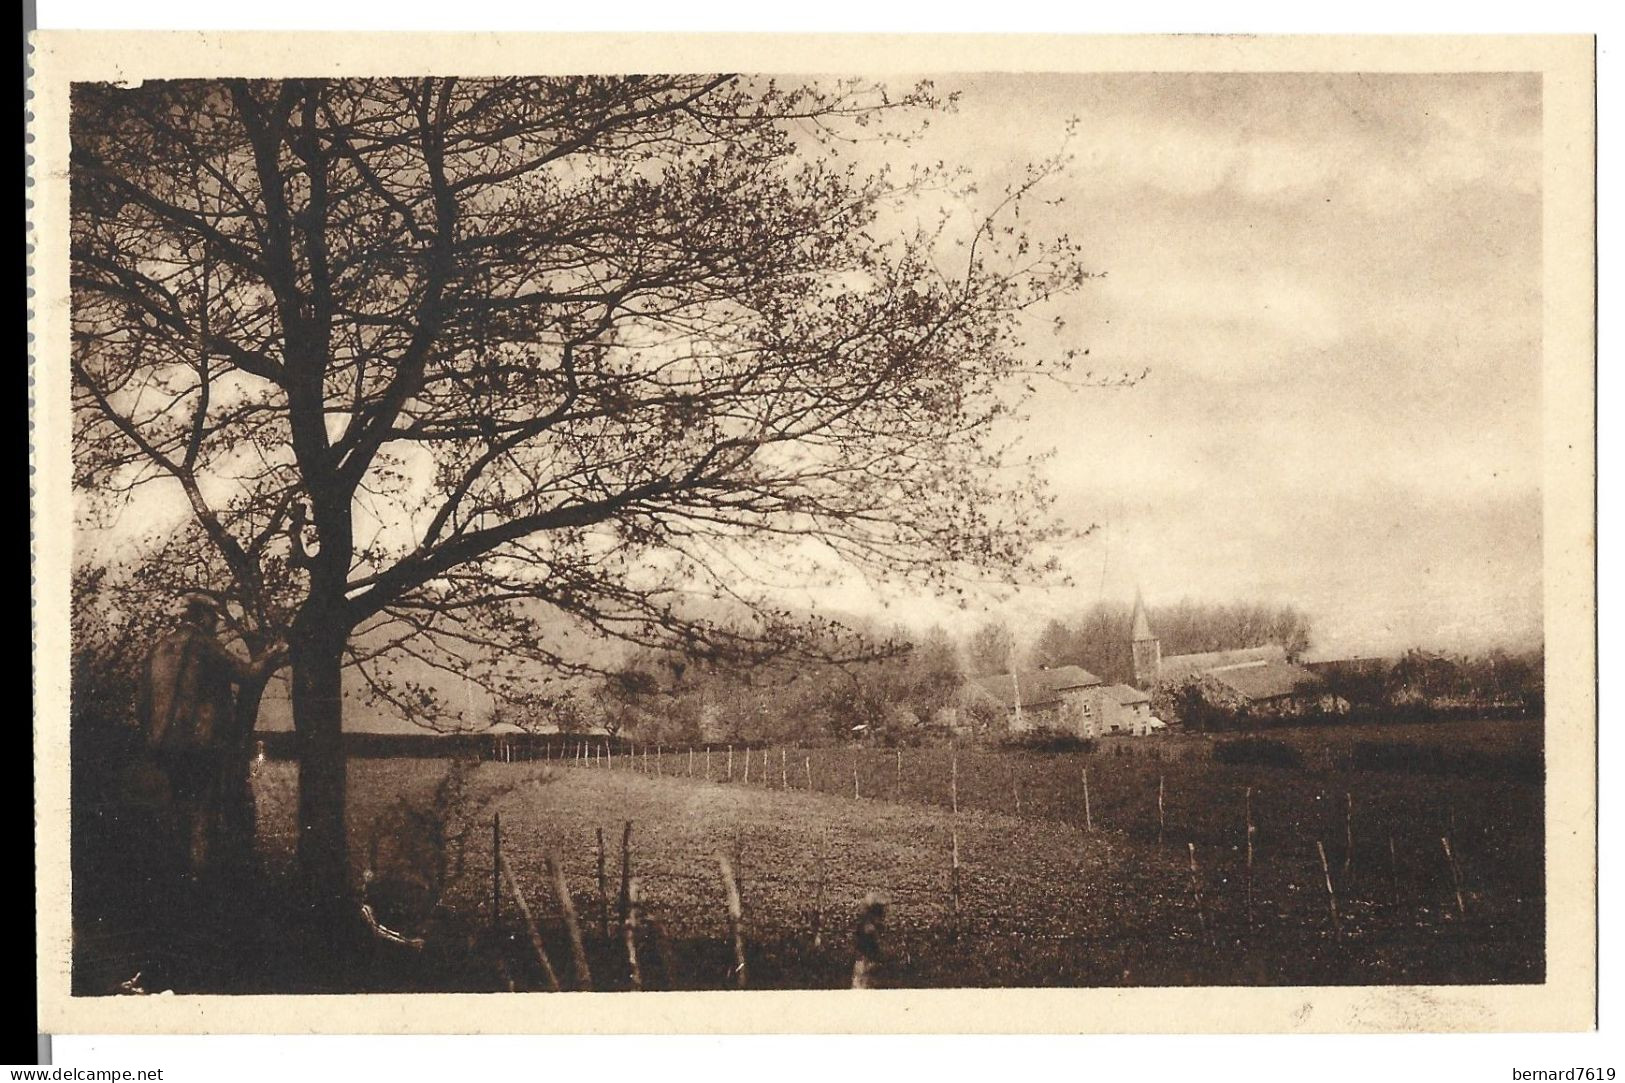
[289,625,351,945]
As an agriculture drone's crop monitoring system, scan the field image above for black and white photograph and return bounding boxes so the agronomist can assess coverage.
[29,31,1596,1036]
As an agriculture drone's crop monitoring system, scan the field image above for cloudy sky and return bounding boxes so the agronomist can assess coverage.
[843,72,1544,658]
[78,71,1545,671]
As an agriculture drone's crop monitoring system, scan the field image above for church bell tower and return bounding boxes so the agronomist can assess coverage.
[1131,588,1161,688]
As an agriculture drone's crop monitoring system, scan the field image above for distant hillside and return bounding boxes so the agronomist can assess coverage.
[254,599,607,735]
[253,592,867,735]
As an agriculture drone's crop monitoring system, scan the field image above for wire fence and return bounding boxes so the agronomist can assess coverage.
[74,741,1538,993]
[450,746,1543,991]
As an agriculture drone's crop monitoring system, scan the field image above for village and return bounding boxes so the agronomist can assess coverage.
[246,589,1543,764]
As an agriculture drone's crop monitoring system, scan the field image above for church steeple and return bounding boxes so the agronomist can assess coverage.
[1131,588,1155,642]
[1130,588,1161,688]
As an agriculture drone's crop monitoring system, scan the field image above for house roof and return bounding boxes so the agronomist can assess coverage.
[486,722,528,735]
[1099,683,1151,706]
[1157,644,1287,683]
[1304,657,1391,678]
[1206,661,1324,702]
[967,665,1102,709]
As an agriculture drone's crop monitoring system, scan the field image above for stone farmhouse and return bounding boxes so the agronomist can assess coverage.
[964,664,1100,734]
[963,665,1165,738]
[1188,660,1333,718]
[1130,591,1329,719]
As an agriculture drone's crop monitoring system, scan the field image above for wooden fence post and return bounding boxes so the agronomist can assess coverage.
[744,747,751,784]
[597,827,609,940]
[618,821,633,931]
[1244,786,1256,932]
[1442,836,1466,917]
[491,813,503,928]
[805,755,812,791]
[1317,840,1342,939]
[622,878,643,991]
[547,853,593,990]
[1343,792,1355,881]
[689,747,694,778]
[706,745,712,781]
[854,763,860,800]
[718,854,748,988]
[727,745,734,782]
[1013,777,1021,816]
[1082,768,1093,832]
[852,893,887,989]
[811,837,826,949]
[1187,842,1215,948]
[498,849,562,992]
[1158,775,1166,847]
[1388,833,1399,908]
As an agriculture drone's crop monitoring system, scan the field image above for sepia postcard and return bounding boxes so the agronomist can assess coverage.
[28,32,1596,1034]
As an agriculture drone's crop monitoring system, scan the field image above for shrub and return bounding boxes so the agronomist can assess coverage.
[997,728,1094,754]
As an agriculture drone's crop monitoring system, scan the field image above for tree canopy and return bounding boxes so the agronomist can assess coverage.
[71,76,1093,728]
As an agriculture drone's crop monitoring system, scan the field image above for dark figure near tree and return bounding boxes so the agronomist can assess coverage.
[120,593,281,990]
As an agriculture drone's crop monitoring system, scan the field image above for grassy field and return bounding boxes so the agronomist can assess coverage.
[250,718,1543,991]
[1258,717,1541,756]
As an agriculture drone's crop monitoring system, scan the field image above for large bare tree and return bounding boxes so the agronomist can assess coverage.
[70,75,1093,925]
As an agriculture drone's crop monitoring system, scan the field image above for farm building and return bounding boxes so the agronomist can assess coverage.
[1304,656,1392,707]
[1150,643,1289,685]
[963,664,1103,734]
[964,666,1168,738]
[1128,590,1331,726]
[1085,683,1164,737]
[1191,660,1333,719]
[1130,590,1288,687]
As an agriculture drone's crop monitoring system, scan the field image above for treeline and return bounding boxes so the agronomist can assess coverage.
[1021,600,1312,684]
[491,626,966,746]
[1312,648,1545,718]
[69,563,1544,746]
